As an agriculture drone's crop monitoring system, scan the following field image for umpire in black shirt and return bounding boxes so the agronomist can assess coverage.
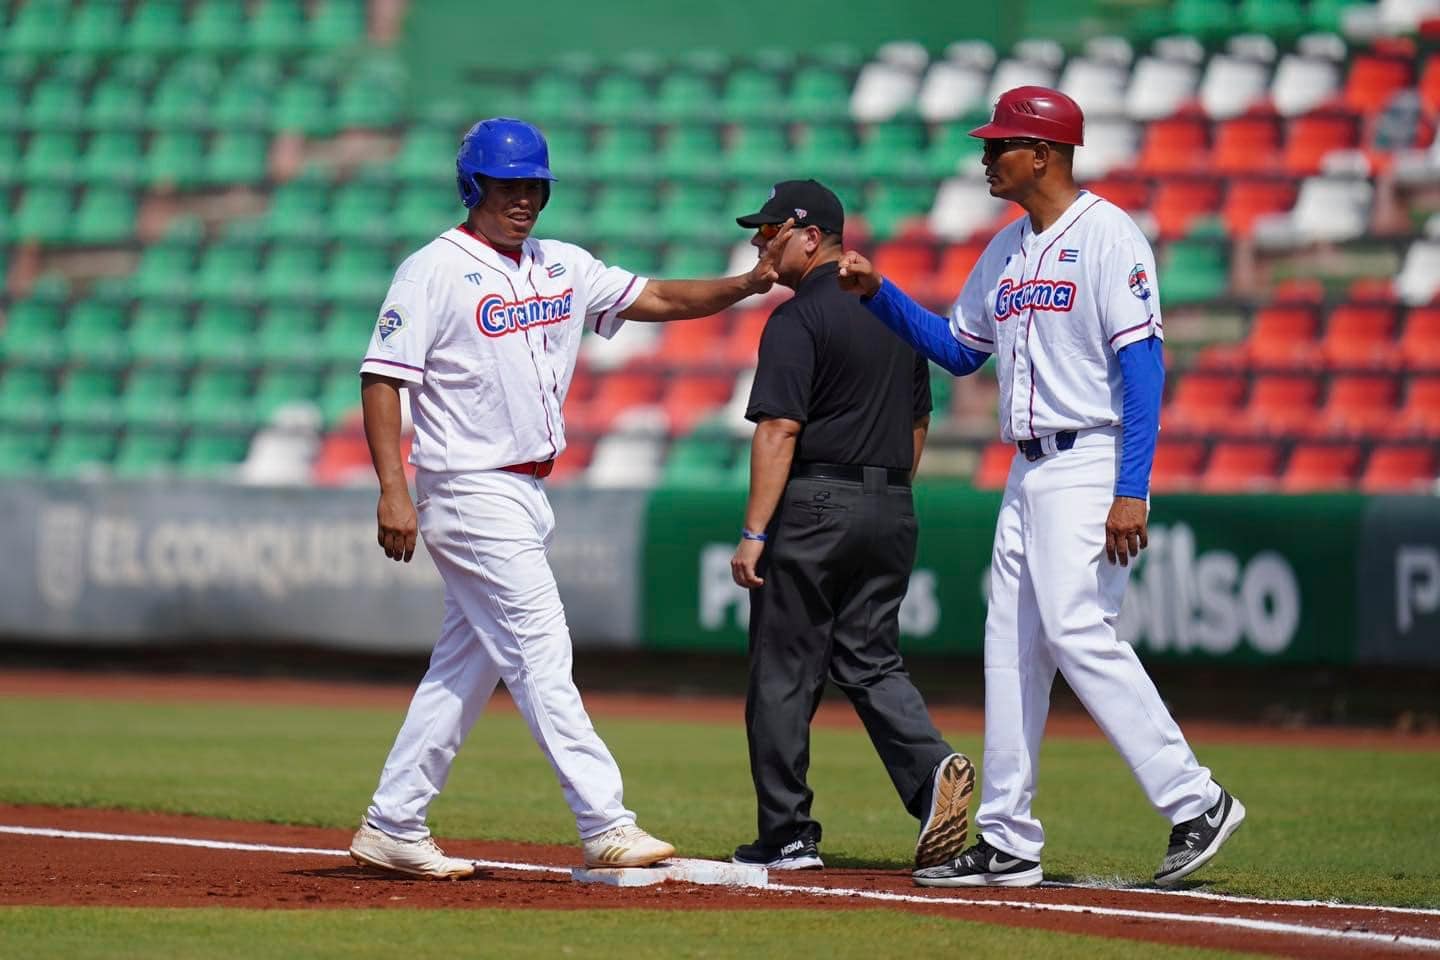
[728,180,973,876]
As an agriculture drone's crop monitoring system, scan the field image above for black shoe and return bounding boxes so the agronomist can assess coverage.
[914,753,975,870]
[731,835,823,870]
[1154,786,1246,887]
[912,834,1042,887]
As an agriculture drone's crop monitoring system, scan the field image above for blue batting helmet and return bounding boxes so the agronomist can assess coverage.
[456,117,556,209]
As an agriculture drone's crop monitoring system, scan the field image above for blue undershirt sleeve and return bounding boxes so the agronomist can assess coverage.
[1116,336,1165,500]
[861,278,989,376]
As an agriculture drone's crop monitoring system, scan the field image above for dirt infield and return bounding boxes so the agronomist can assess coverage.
[3,671,1439,958]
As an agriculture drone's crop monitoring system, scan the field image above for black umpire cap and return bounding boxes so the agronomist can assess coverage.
[736,179,844,235]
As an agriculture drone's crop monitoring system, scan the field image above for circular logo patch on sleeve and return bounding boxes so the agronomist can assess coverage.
[377,305,407,341]
[1127,264,1152,301]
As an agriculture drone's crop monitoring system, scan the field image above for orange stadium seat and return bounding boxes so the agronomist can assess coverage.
[1241,374,1321,436]
[1319,303,1401,370]
[1083,176,1151,215]
[873,241,937,296]
[1279,443,1364,492]
[1163,372,1248,434]
[1151,177,1223,240]
[1222,178,1297,237]
[1150,439,1208,491]
[1245,305,1322,370]
[724,306,770,366]
[1314,374,1400,438]
[654,312,731,369]
[548,439,594,484]
[1200,441,1283,492]
[1400,308,1440,371]
[1212,116,1282,176]
[1343,53,1414,114]
[974,441,1015,489]
[1420,54,1440,117]
[1282,114,1359,176]
[932,241,986,302]
[1135,115,1210,175]
[661,373,735,435]
[1397,377,1440,437]
[565,370,663,435]
[1359,445,1438,493]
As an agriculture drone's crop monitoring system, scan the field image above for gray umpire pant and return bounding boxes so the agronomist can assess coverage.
[746,466,955,847]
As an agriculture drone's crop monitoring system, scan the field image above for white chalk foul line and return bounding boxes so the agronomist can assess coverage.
[5,824,1438,951]
[1049,877,1440,918]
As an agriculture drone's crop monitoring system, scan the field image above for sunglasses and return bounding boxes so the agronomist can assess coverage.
[756,222,831,239]
[984,137,1047,155]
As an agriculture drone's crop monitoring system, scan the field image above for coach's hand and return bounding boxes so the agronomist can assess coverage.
[731,537,766,589]
[746,218,794,294]
[377,487,418,562]
[836,250,883,298]
[1105,496,1149,566]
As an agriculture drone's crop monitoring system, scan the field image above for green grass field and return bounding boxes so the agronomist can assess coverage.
[0,693,1435,957]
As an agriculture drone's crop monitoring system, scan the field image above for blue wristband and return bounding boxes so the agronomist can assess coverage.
[741,529,768,542]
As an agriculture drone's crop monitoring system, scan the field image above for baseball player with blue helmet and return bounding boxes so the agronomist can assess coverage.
[836,88,1244,888]
[348,118,793,878]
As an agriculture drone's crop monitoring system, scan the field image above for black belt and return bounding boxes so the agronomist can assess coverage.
[791,461,911,486]
[1016,430,1077,462]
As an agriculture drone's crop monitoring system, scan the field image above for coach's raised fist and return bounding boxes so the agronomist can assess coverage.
[836,251,882,298]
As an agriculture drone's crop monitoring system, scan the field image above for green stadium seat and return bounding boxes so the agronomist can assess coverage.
[592,72,650,124]
[5,0,67,55]
[318,312,371,366]
[863,182,935,241]
[189,304,257,368]
[0,133,17,188]
[1308,0,1368,32]
[0,81,22,133]
[662,433,736,488]
[1162,240,1229,304]
[146,132,207,187]
[927,122,984,179]
[0,427,50,477]
[658,182,729,243]
[596,243,661,278]
[659,245,728,279]
[337,73,404,129]
[56,367,123,428]
[70,1,126,55]
[254,369,319,423]
[789,67,851,123]
[393,182,455,237]
[792,124,859,181]
[591,126,658,181]
[725,124,789,180]
[858,121,928,179]
[263,173,330,239]
[127,302,192,369]
[1239,0,1306,44]
[148,60,220,130]
[323,247,393,303]
[86,80,148,131]
[590,183,658,243]
[273,78,333,135]
[80,132,145,187]
[188,0,247,53]
[120,367,187,428]
[74,186,138,245]
[258,243,326,302]
[332,178,394,240]
[46,427,118,477]
[542,126,592,184]
[254,307,323,369]
[308,0,366,49]
[656,72,717,123]
[0,368,56,427]
[527,74,588,125]
[1171,0,1234,45]
[112,427,183,476]
[127,1,187,53]
[0,293,65,368]
[532,185,588,242]
[178,431,251,476]
[249,0,307,53]
[109,52,164,88]
[393,127,456,182]
[12,185,74,244]
[929,366,952,422]
[195,242,262,301]
[720,68,785,122]
[205,132,271,185]
[658,124,722,180]
[133,235,198,300]
[212,77,276,132]
[63,297,131,370]
[183,369,256,430]
[21,132,81,185]
[318,367,359,426]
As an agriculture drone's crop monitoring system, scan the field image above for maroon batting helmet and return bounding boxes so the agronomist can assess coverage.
[969,86,1085,146]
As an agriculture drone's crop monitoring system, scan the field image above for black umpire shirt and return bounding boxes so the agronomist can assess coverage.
[746,261,932,470]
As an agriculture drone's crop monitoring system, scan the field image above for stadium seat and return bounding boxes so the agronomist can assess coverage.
[1212,117,1283,176]
[655,71,717,123]
[7,0,69,55]
[1161,240,1229,304]
[112,427,184,476]
[248,0,307,53]
[723,307,769,366]
[661,374,734,435]
[63,297,131,370]
[1200,441,1283,492]
[189,304,257,368]
[917,61,988,123]
[1395,240,1440,306]
[721,67,785,122]
[850,60,922,124]
[725,123,789,180]
[1073,118,1140,181]
[929,176,1009,241]
[1420,54,1440,118]
[0,428,50,477]
[1344,54,1414,114]
[1221,178,1297,237]
[1136,116,1209,175]
[183,369,256,430]
[0,295,67,368]
[119,368,186,428]
[1271,54,1340,117]
[933,242,987,303]
[1359,444,1437,493]
[309,0,366,48]
[273,77,332,135]
[1319,304,1401,370]
[145,132,207,187]
[177,432,252,477]
[1241,374,1321,436]
[1083,175,1151,215]
[1279,442,1363,492]
[85,79,148,132]
[128,302,192,370]
[0,368,56,428]
[46,427,118,477]
[57,368,123,428]
[20,133,80,185]
[1239,0,1307,46]
[1151,178,1223,240]
[1125,56,1198,121]
[81,132,146,186]
[253,369,319,423]
[1400,308,1440,370]
[1315,374,1401,438]
[973,441,1015,489]
[661,432,736,488]
[1283,114,1360,177]
[1163,372,1247,434]
[867,182,936,240]
[1397,377,1440,437]
[565,370,663,435]
[74,186,138,245]
[24,77,84,132]
[1150,440,1208,492]
[873,242,936,297]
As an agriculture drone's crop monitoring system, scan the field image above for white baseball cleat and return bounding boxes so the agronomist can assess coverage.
[582,823,676,868]
[349,820,477,879]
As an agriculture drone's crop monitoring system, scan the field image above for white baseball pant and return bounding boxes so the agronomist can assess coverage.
[365,468,635,842]
[975,427,1221,862]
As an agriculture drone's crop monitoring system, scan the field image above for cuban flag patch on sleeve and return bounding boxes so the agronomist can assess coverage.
[1058,248,1079,262]
[377,305,406,342]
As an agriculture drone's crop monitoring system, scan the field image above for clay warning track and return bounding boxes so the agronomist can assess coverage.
[2,805,1436,959]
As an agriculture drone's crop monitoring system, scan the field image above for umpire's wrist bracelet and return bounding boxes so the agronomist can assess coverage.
[741,529,768,542]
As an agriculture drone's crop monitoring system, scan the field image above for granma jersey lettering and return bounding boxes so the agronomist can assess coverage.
[476,289,574,337]
[993,278,1079,321]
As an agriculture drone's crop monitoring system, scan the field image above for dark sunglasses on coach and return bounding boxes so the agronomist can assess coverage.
[757,222,832,239]
[984,137,1048,155]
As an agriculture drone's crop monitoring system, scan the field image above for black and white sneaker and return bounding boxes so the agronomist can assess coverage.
[912,835,1042,887]
[1154,785,1246,887]
[914,753,975,870]
[731,835,823,870]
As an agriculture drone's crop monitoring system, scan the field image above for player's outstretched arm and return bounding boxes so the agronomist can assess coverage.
[837,251,989,377]
[361,373,418,563]
[619,220,795,322]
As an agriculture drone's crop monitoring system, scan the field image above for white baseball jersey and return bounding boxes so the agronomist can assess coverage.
[948,191,1163,443]
[359,226,647,471]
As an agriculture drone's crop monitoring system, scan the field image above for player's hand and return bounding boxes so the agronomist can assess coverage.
[746,218,794,294]
[837,250,883,298]
[377,487,418,562]
[731,537,766,589]
[1105,496,1149,566]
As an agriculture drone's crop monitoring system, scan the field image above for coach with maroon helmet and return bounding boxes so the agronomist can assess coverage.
[836,87,1246,888]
